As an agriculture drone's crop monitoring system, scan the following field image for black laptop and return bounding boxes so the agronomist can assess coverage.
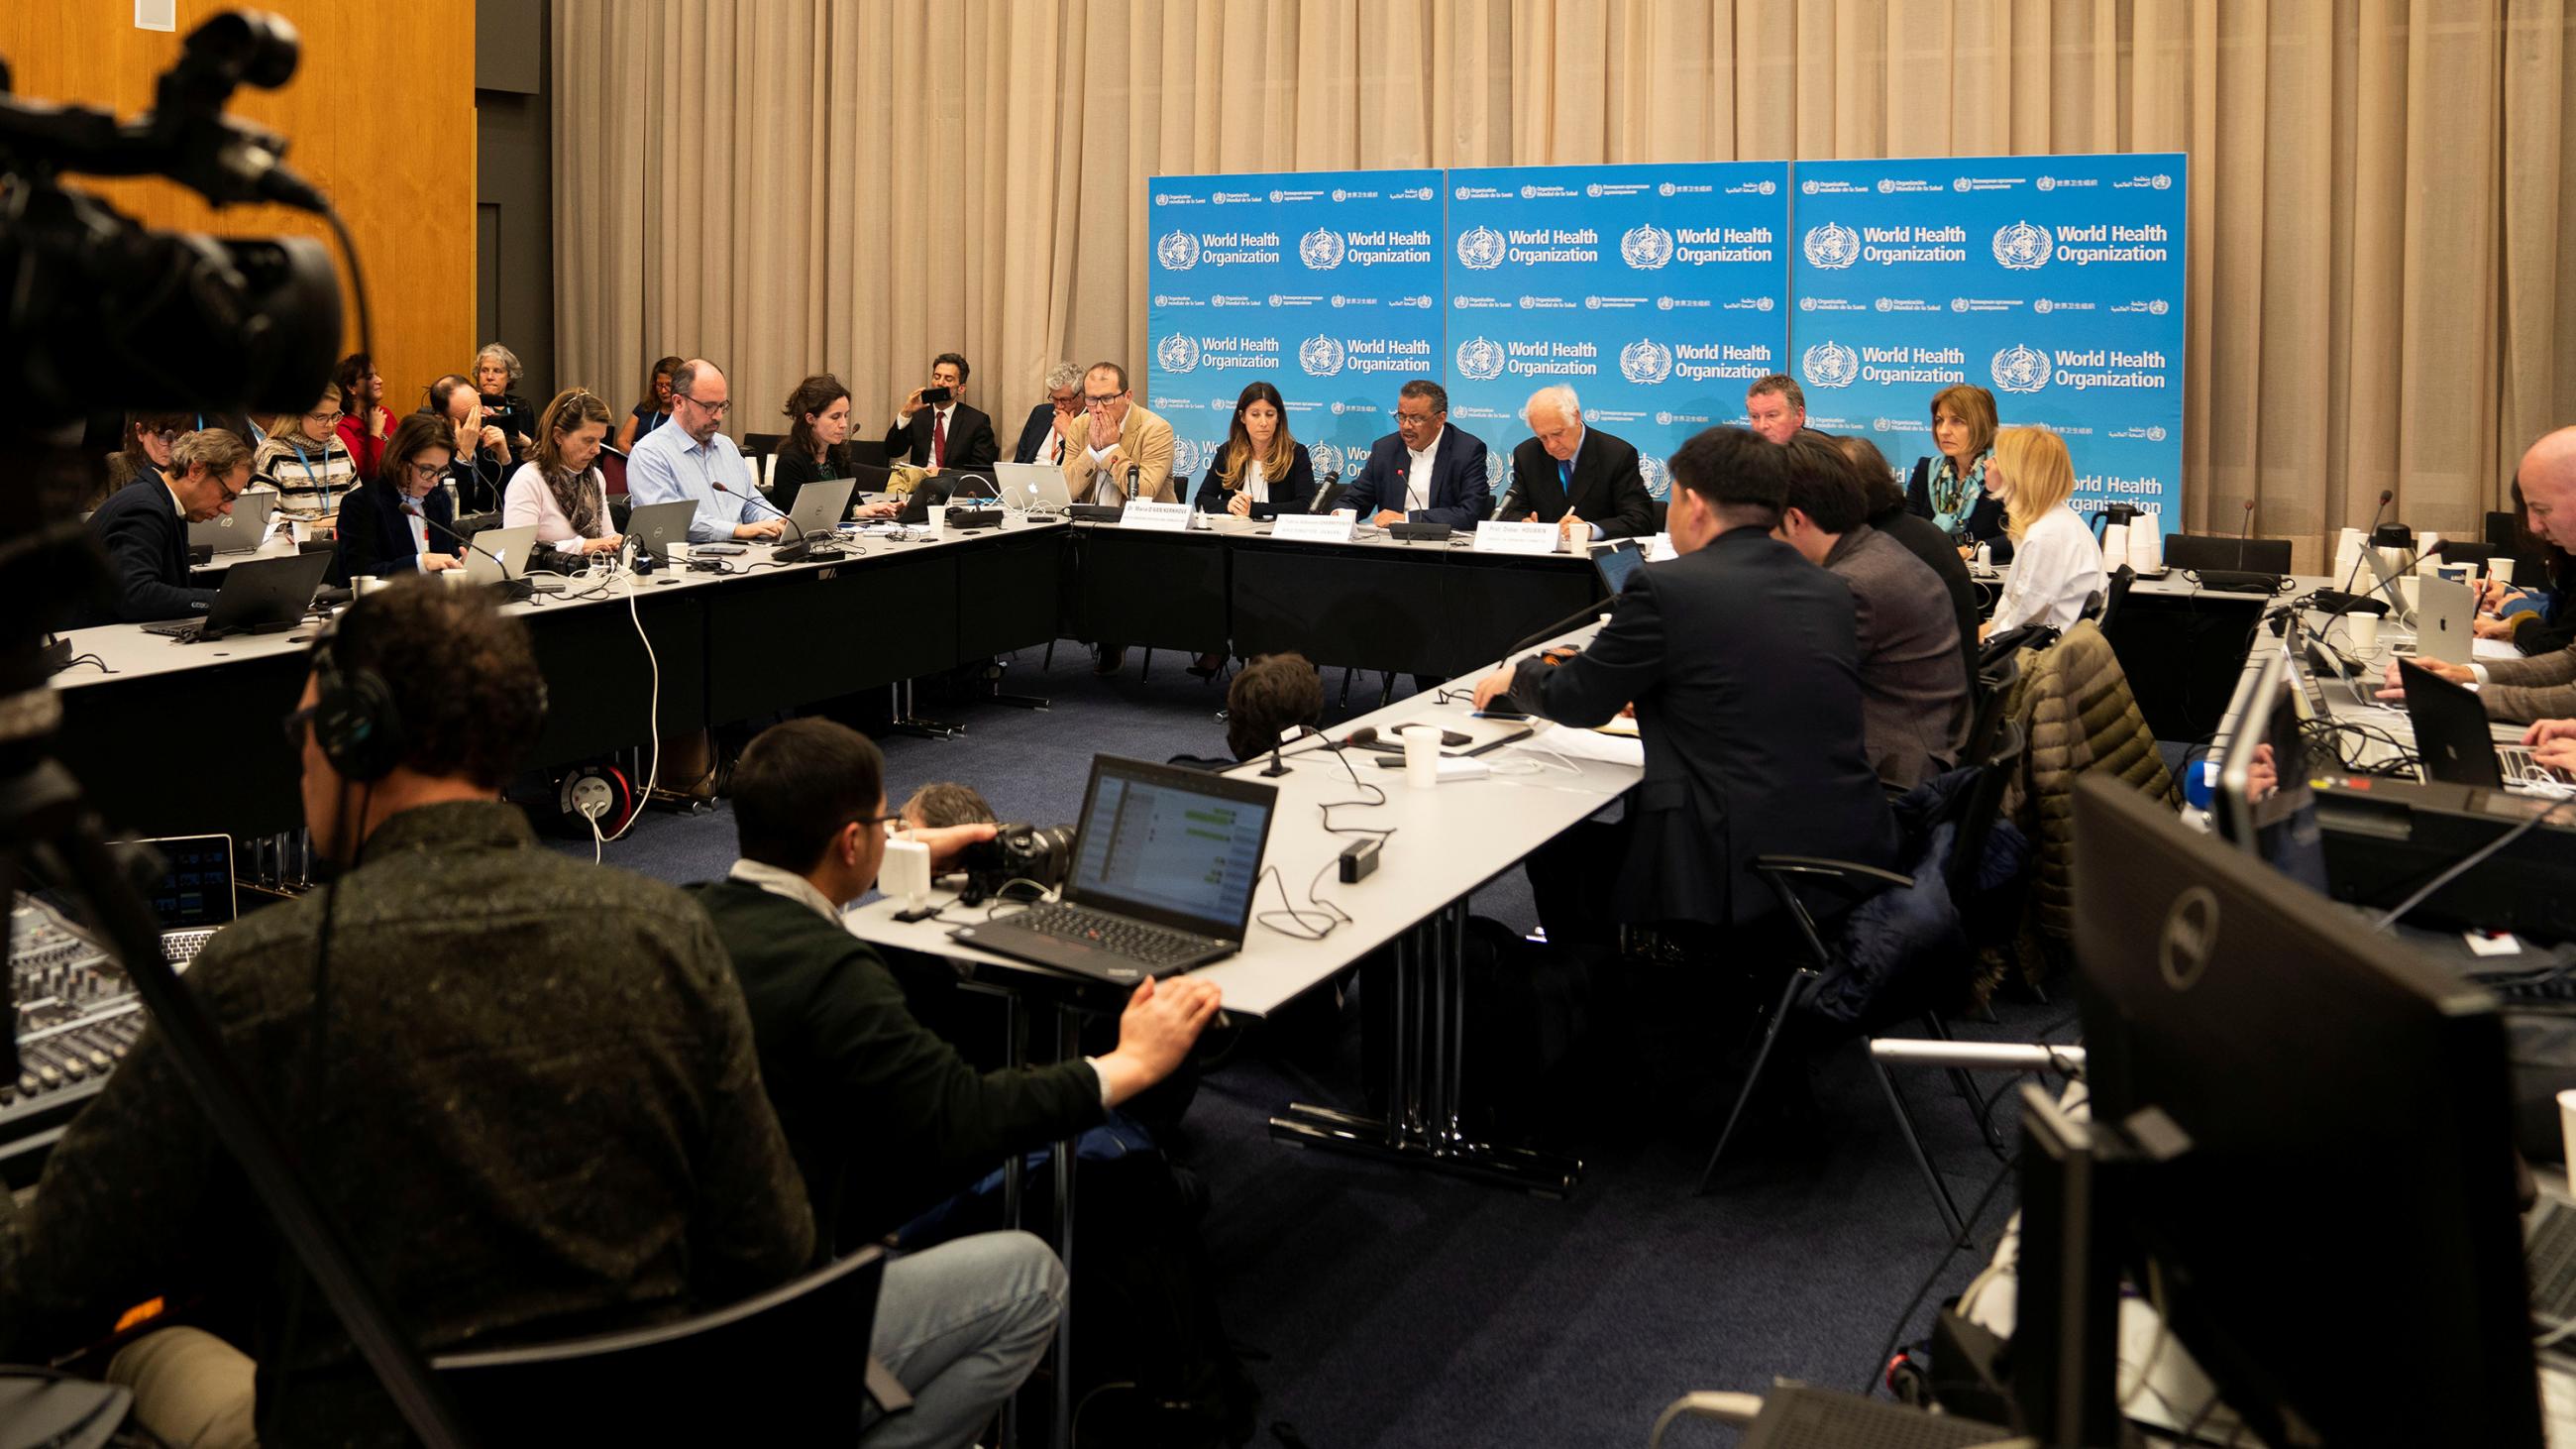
[2399,660,2562,791]
[949,756,1277,984]
[1592,539,1646,598]
[145,549,333,641]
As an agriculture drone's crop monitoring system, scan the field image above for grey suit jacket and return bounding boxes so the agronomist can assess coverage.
[1825,523,1973,788]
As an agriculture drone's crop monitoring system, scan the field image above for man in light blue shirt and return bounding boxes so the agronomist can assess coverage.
[624,359,784,544]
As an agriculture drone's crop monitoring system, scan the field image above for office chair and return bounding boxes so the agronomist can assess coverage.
[2093,564,2136,633]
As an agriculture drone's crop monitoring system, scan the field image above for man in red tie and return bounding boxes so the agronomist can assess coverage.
[885,353,1000,476]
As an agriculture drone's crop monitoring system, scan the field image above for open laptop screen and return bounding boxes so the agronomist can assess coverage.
[1065,758,1273,938]
[145,835,237,930]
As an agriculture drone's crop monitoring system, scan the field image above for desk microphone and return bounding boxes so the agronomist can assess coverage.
[1126,462,1140,502]
[1312,469,1342,513]
[422,514,535,602]
[711,477,829,563]
[2314,488,2400,619]
[2235,498,2256,571]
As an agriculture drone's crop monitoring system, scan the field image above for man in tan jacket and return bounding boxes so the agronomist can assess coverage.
[1063,361,1177,504]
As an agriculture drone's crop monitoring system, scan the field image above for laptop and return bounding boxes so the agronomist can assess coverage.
[143,548,332,641]
[896,473,969,525]
[2415,574,2476,665]
[994,461,1069,512]
[140,834,237,965]
[461,523,537,585]
[188,492,279,555]
[2399,660,2564,792]
[1593,539,1646,598]
[624,500,698,563]
[782,476,856,539]
[948,756,1278,984]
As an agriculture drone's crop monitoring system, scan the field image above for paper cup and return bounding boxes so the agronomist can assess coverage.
[927,504,948,531]
[352,574,386,596]
[1402,724,1442,789]
[2100,522,2129,568]
[2347,613,2380,652]
[2490,558,2517,588]
[668,540,693,563]
[2129,526,2163,574]
[2398,575,2420,615]
[439,567,472,588]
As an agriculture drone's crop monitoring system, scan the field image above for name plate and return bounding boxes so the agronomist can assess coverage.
[1474,520,1562,556]
[1120,501,1192,532]
[1272,512,1357,544]
[1646,531,1677,562]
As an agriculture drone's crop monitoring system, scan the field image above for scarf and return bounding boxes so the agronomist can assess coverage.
[546,465,602,538]
[1930,453,1987,539]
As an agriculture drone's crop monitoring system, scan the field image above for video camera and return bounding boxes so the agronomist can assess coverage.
[957,824,1076,906]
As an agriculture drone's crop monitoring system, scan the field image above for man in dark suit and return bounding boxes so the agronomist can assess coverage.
[883,352,1000,474]
[1341,379,1493,529]
[1471,425,1898,944]
[68,427,254,629]
[1011,362,1085,466]
[1495,384,1654,543]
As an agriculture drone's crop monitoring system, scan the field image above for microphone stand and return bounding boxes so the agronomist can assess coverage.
[712,478,833,564]
[423,513,535,603]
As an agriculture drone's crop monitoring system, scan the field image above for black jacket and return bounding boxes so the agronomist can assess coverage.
[1905,455,2012,564]
[1012,402,1064,465]
[769,444,852,515]
[332,481,458,586]
[1190,443,1316,519]
[71,478,218,628]
[691,878,1104,1248]
[883,402,999,471]
[1507,526,1898,929]
[1343,427,1493,529]
[1870,502,1984,690]
[1496,427,1655,539]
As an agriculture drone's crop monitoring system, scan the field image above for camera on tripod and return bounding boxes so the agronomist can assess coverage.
[956,824,1076,906]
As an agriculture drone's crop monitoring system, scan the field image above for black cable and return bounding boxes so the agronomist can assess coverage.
[1253,859,1351,942]
[1311,737,1396,838]
[1864,1147,2021,1396]
[321,205,373,369]
[60,652,114,674]
[2373,797,2576,933]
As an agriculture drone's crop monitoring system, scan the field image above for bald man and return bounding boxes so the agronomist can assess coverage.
[1494,385,1655,543]
[625,358,783,544]
[2377,427,2576,723]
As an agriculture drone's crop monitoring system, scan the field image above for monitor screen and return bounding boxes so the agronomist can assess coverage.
[2212,650,2328,892]
[146,835,235,931]
[1593,541,1646,599]
[1067,760,1273,936]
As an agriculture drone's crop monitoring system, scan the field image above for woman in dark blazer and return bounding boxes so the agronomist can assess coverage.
[1190,381,1314,520]
[773,373,899,519]
[334,414,464,585]
[1903,383,2012,563]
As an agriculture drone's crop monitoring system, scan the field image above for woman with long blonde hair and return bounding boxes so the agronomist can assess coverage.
[1980,425,2104,638]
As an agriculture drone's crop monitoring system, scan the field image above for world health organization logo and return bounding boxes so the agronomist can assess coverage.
[1654,410,1672,426]
[1877,179,1896,193]
[1638,455,1668,498]
[1299,227,1346,270]
[1952,177,1971,192]
[1802,222,1862,270]
[1155,333,1201,376]
[2148,298,2170,315]
[1266,189,1282,203]
[1756,296,1774,311]
[1990,344,2050,394]
[1991,220,2052,271]
[1454,336,1506,382]
[1759,179,1777,195]
[1155,230,1200,272]
[1657,296,1674,311]
[1620,224,1675,271]
[1171,438,1205,480]
[1951,298,1970,312]
[1298,335,1347,378]
[1585,183,1603,198]
[2033,297,2053,315]
[1330,188,1347,202]
[1583,296,1600,310]
[2037,175,2056,192]
[1312,443,1347,480]
[1658,182,1676,197]
[1802,340,1861,390]
[1800,179,1820,195]
[1485,452,1508,492]
[1619,340,1673,385]
[2146,425,2168,442]
[1455,225,1507,271]
[1519,185,1540,199]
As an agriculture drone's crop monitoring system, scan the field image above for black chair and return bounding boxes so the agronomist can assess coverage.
[1978,622,2056,672]
[848,439,891,471]
[740,431,788,458]
[2162,532,2292,575]
[2487,510,2522,553]
[1959,650,2020,777]
[434,1246,901,1441]
[2432,539,2496,570]
[2094,564,2136,633]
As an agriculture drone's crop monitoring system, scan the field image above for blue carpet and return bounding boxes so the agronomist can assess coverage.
[559,646,2049,1447]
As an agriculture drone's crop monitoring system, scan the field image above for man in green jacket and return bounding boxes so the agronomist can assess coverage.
[693,717,1223,1248]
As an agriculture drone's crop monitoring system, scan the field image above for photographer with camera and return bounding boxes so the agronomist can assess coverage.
[695,717,1223,1248]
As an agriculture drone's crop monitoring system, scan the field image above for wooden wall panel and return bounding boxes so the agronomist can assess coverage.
[0,1,476,422]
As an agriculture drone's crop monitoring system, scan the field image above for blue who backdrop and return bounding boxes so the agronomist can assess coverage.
[1145,170,1447,496]
[1786,154,2188,526]
[1442,163,1792,501]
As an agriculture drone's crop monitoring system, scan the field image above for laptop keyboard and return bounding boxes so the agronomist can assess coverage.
[161,929,215,965]
[2503,745,2569,790]
[1006,902,1215,969]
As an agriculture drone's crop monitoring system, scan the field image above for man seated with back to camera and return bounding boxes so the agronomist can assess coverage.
[692,717,1225,1249]
[65,426,254,629]
[0,583,1065,1449]
[1839,433,1982,691]
[1471,425,1898,953]
[1168,653,1325,771]
[1774,435,1970,788]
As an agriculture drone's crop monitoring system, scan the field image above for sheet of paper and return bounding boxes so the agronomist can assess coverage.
[1518,724,1645,769]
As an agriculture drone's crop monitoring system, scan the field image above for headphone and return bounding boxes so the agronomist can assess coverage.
[307,613,406,783]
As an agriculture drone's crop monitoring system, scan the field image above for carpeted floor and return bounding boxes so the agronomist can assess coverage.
[559,644,2057,1448]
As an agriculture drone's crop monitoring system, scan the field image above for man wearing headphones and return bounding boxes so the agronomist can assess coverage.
[0,581,1059,1449]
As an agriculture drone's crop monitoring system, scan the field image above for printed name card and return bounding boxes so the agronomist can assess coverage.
[1272,512,1357,544]
[1474,520,1562,556]
[1120,501,1192,532]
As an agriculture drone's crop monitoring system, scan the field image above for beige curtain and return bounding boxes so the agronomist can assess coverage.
[554,0,2576,566]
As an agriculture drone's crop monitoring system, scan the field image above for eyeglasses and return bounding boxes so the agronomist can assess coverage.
[209,472,248,503]
[306,410,345,426]
[1083,392,1126,407]
[280,703,317,750]
[680,393,732,416]
[836,813,902,837]
[1049,392,1080,406]
[406,460,448,484]
[149,428,183,445]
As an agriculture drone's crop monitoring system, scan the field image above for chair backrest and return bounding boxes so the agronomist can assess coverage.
[2163,533,2293,574]
[741,430,788,458]
[598,450,628,497]
[2095,564,2136,633]
[434,1247,886,1442]
[1961,650,2021,771]
[2487,509,2522,552]
[848,438,891,471]
[1943,718,2026,902]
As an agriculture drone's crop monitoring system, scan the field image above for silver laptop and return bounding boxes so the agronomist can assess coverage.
[188,492,279,554]
[462,523,538,585]
[140,834,237,966]
[2415,574,2476,666]
[783,476,856,539]
[994,462,1073,513]
[624,501,698,563]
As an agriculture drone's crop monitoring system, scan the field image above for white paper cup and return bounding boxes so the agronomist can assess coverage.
[2490,558,2517,587]
[1402,724,1442,789]
[2128,526,2163,574]
[2101,522,2129,568]
[352,574,386,596]
[668,540,693,563]
[438,567,472,588]
[2559,1088,2576,1197]
[2347,613,2380,653]
[2398,575,2421,615]
[927,504,948,531]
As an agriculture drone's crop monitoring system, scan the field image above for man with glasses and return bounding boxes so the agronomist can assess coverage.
[250,380,360,523]
[625,358,785,544]
[1061,361,1177,506]
[66,426,254,628]
[1012,361,1085,466]
[1341,379,1492,530]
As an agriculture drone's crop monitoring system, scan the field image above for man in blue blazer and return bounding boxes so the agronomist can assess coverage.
[67,427,255,629]
[1341,380,1493,529]
[1011,363,1085,466]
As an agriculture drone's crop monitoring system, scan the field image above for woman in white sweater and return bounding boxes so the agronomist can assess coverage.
[502,389,623,558]
[1980,425,2105,639]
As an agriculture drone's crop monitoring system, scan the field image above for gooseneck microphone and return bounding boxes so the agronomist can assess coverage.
[421,514,534,602]
[711,477,829,563]
[1126,462,1141,502]
[1313,469,1342,513]
[2234,498,2256,570]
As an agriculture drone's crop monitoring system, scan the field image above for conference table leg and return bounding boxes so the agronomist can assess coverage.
[1048,1004,1079,1449]
[1267,900,1584,1196]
